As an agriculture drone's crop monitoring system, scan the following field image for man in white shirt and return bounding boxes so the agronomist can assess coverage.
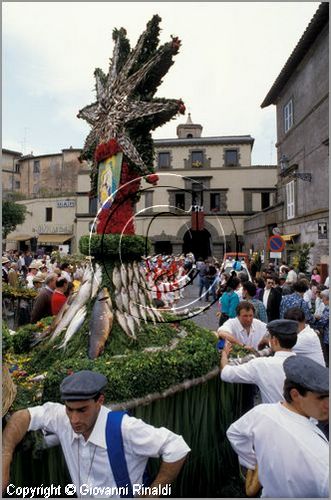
[220,319,298,404]
[26,262,41,288]
[284,307,325,366]
[227,356,329,498]
[2,371,190,498]
[286,265,298,284]
[217,301,267,350]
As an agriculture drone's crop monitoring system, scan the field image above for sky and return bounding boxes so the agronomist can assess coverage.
[3,2,320,165]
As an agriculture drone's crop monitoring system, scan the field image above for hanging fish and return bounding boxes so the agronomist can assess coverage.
[152,307,164,323]
[138,289,147,307]
[59,306,87,350]
[124,312,137,339]
[138,305,148,323]
[132,280,139,300]
[112,266,122,292]
[129,303,141,328]
[133,261,140,283]
[88,288,113,359]
[120,263,128,288]
[114,291,124,312]
[146,308,156,325]
[127,263,133,285]
[91,263,102,299]
[82,265,93,284]
[115,310,133,339]
[121,287,129,312]
[50,279,92,340]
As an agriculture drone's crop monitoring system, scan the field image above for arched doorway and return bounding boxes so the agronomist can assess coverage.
[183,229,211,260]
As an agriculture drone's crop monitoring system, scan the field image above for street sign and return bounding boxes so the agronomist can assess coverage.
[270,252,282,259]
[267,235,285,252]
[272,227,281,235]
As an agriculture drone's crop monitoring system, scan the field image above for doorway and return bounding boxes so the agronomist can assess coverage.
[183,229,211,259]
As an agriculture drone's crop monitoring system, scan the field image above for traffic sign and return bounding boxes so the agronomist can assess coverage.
[270,252,282,259]
[267,235,285,252]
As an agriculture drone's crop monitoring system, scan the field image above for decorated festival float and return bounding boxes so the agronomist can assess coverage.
[3,16,245,497]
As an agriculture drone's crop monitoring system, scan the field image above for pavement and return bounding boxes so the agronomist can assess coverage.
[174,279,220,332]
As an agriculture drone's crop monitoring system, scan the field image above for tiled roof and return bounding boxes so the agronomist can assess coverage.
[261,2,329,108]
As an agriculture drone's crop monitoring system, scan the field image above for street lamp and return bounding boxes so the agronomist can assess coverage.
[279,154,289,172]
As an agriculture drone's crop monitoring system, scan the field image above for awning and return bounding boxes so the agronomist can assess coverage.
[6,234,33,241]
[37,234,73,245]
[282,233,299,242]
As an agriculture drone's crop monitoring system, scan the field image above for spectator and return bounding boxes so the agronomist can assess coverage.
[51,277,69,315]
[280,280,313,324]
[26,262,41,289]
[2,257,11,283]
[218,277,240,326]
[253,277,265,300]
[32,276,45,292]
[284,307,325,366]
[314,290,329,366]
[285,265,298,284]
[60,263,72,282]
[311,267,321,284]
[242,281,268,323]
[30,273,57,323]
[314,285,327,320]
[8,263,19,288]
[258,275,282,322]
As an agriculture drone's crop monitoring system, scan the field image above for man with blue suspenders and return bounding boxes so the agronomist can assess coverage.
[2,371,191,498]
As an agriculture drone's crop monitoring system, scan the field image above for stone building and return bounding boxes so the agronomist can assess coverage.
[244,3,329,266]
[2,149,22,198]
[76,115,277,259]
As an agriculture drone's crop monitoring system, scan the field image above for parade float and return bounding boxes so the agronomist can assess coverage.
[4,16,245,497]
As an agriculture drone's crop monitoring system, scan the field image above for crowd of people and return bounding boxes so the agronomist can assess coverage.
[2,248,329,497]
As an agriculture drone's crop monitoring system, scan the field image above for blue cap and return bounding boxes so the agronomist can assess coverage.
[283,356,329,393]
[60,370,107,400]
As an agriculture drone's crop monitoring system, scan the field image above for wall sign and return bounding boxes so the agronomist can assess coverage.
[57,200,75,208]
[318,222,328,239]
[34,224,73,234]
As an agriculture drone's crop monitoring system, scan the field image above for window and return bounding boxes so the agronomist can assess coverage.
[225,150,238,166]
[158,152,170,168]
[284,99,293,133]
[33,160,40,173]
[89,197,98,215]
[175,193,185,210]
[191,151,203,167]
[15,181,20,189]
[286,181,295,219]
[46,207,53,222]
[15,163,20,173]
[261,192,270,210]
[187,134,193,138]
[89,221,96,233]
[210,193,220,211]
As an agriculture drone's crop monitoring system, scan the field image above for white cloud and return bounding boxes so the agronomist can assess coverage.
[3,2,320,162]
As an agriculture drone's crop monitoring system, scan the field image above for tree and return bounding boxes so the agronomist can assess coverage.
[2,201,27,240]
[288,242,315,273]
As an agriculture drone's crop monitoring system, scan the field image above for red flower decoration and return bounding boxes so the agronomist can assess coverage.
[145,174,159,185]
[95,139,122,163]
[178,100,186,115]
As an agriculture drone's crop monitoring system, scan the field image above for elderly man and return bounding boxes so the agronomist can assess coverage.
[220,319,298,404]
[30,273,57,322]
[217,301,267,350]
[2,370,190,497]
[227,356,329,498]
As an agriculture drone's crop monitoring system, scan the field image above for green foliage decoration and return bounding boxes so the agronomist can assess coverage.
[288,242,315,273]
[79,234,150,259]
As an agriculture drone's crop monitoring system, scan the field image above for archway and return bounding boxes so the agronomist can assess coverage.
[183,229,211,260]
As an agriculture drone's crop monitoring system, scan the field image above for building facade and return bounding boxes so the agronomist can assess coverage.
[244,3,329,267]
[5,119,277,259]
[76,116,277,259]
[2,149,23,198]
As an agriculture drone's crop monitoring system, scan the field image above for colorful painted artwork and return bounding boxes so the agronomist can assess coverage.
[97,152,123,211]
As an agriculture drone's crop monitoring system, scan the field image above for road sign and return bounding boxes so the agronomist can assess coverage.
[272,227,281,235]
[270,252,282,259]
[318,222,328,239]
[267,235,285,252]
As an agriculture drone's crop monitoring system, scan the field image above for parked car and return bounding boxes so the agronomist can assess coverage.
[221,254,252,282]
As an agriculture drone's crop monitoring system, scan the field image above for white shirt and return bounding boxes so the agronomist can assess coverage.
[226,402,329,498]
[26,273,35,289]
[61,270,72,282]
[293,325,326,366]
[28,404,190,498]
[314,297,326,318]
[220,317,267,350]
[262,288,271,309]
[221,351,295,404]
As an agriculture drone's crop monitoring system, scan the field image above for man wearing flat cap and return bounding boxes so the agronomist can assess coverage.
[227,356,329,498]
[2,370,190,497]
[220,319,298,404]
